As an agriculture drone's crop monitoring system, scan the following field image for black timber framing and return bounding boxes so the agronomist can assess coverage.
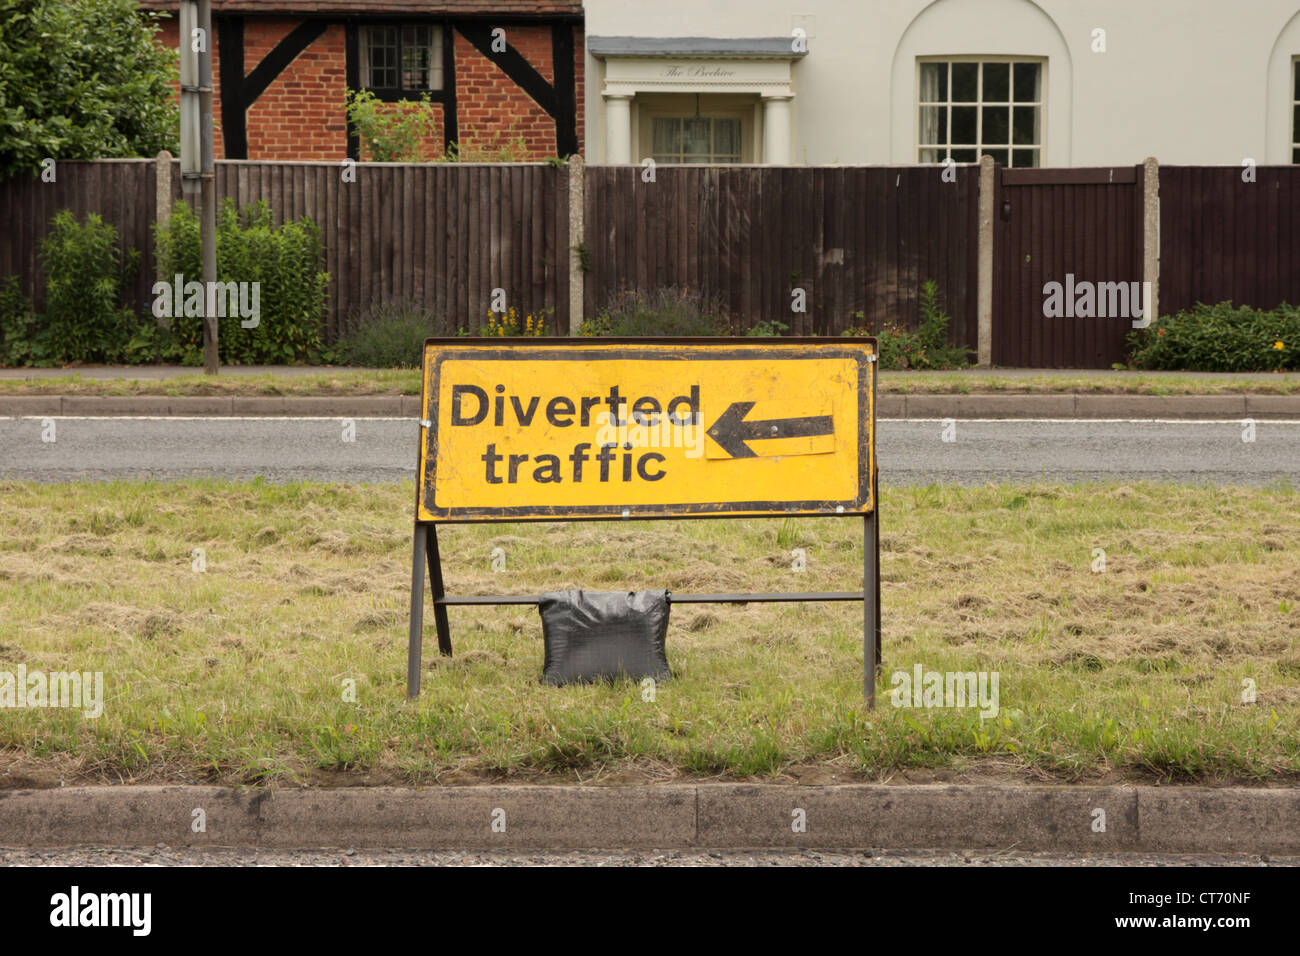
[217,16,327,160]
[457,22,579,157]
[213,15,581,162]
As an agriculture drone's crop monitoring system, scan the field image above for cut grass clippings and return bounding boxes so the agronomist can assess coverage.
[1,369,1299,398]
[0,479,1297,788]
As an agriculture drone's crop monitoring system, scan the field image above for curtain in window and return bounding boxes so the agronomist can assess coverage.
[919,62,943,161]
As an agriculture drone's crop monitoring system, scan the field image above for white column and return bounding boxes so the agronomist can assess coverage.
[604,94,632,164]
[762,95,792,165]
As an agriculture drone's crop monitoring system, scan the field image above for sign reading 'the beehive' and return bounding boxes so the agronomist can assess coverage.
[416,339,875,522]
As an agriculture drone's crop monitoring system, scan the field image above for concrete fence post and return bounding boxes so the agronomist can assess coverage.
[567,154,585,336]
[1142,156,1160,325]
[155,150,173,238]
[154,150,173,327]
[976,155,995,367]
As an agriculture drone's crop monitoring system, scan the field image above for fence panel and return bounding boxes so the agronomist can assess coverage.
[1160,165,1300,316]
[0,160,157,316]
[582,165,979,345]
[993,166,1145,368]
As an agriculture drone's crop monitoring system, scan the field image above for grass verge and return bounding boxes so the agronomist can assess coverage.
[0,479,1297,787]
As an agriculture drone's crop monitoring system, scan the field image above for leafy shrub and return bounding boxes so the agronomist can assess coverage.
[580,287,727,336]
[39,210,141,362]
[154,199,329,364]
[335,301,462,368]
[746,318,790,337]
[845,280,970,370]
[0,0,177,179]
[1127,301,1299,371]
[0,275,41,365]
[345,89,440,162]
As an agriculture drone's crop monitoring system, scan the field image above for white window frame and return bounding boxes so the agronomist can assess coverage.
[915,56,1046,167]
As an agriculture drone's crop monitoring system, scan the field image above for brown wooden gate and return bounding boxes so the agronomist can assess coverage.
[993,166,1145,367]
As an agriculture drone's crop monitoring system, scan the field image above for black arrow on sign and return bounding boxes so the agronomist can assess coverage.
[706,402,834,459]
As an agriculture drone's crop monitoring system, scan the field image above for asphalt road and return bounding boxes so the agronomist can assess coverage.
[0,417,1296,485]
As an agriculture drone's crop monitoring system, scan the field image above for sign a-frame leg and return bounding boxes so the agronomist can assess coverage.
[408,521,453,699]
[864,506,878,708]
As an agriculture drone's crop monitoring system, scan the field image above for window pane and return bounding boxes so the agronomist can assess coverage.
[1294,147,1300,164]
[652,118,681,158]
[983,63,1010,102]
[982,148,1009,166]
[401,26,432,89]
[1294,62,1299,101]
[1014,62,1041,102]
[919,106,947,145]
[1012,106,1039,145]
[683,117,710,156]
[1011,149,1039,168]
[1295,104,1300,143]
[919,147,944,163]
[714,118,741,157]
[919,62,947,102]
[951,106,977,145]
[952,63,978,101]
[982,106,1010,145]
[951,148,977,162]
[366,26,398,88]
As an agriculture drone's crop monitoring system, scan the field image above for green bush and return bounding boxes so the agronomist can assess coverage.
[39,210,141,363]
[154,199,329,364]
[845,280,971,370]
[0,0,177,180]
[345,89,439,162]
[1127,301,1299,371]
[335,301,462,368]
[580,287,727,336]
[0,275,41,365]
[745,318,790,337]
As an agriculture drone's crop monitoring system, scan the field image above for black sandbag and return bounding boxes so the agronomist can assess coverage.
[538,589,671,685]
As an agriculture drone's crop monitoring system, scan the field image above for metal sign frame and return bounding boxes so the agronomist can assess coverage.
[406,337,881,705]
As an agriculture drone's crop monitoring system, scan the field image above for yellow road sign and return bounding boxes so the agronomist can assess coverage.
[416,338,875,521]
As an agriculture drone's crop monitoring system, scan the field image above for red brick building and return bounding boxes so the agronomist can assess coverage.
[140,0,584,161]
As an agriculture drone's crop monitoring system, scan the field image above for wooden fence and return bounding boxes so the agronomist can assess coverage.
[0,157,978,348]
[3,158,1299,364]
[993,166,1145,368]
[583,165,979,344]
[1159,165,1300,316]
[0,159,159,321]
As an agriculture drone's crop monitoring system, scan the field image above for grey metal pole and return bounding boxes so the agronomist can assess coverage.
[408,522,427,698]
[198,0,218,375]
[864,348,879,707]
[864,511,876,707]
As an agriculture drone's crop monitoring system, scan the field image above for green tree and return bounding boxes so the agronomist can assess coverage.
[0,0,178,179]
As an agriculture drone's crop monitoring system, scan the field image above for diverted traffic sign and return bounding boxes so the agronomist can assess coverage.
[416,339,876,521]
[408,337,880,707]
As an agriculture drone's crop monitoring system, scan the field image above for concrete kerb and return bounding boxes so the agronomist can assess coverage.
[2,394,1298,419]
[1,784,1296,852]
